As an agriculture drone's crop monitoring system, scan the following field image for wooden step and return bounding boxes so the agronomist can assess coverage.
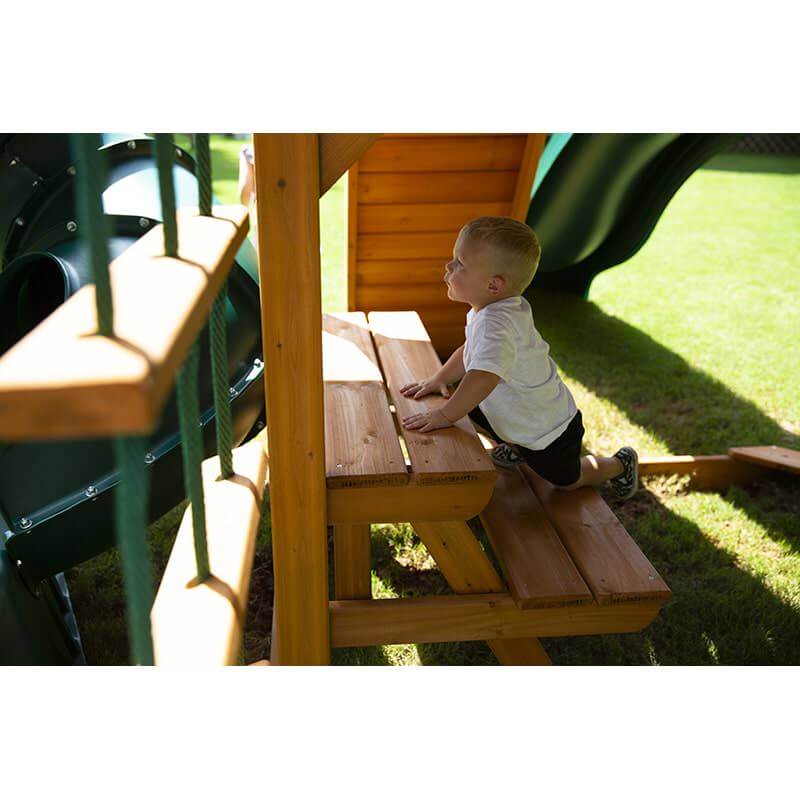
[522,466,672,607]
[479,466,593,609]
[728,445,800,476]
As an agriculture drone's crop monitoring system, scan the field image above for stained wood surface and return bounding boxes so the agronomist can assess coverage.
[359,170,518,204]
[359,202,511,234]
[510,134,546,221]
[0,205,249,440]
[356,259,448,286]
[359,135,525,173]
[151,434,268,665]
[323,312,407,488]
[329,594,665,648]
[319,134,380,195]
[359,232,456,261]
[522,466,672,606]
[333,524,372,600]
[480,466,593,609]
[728,445,800,475]
[254,133,329,665]
[368,311,495,486]
[639,454,772,490]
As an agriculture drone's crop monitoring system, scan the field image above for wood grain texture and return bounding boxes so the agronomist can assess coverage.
[639,454,772,490]
[368,311,495,486]
[356,259,450,287]
[728,445,800,476]
[333,524,372,600]
[479,466,594,609]
[358,202,511,234]
[0,206,249,440]
[253,133,329,664]
[347,164,359,310]
[522,466,672,607]
[356,284,451,311]
[359,136,525,173]
[359,170,518,204]
[330,594,665,648]
[358,231,455,261]
[319,134,381,195]
[151,434,268,665]
[509,133,546,221]
[323,312,407,488]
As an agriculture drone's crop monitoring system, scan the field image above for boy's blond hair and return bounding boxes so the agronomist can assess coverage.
[460,216,541,293]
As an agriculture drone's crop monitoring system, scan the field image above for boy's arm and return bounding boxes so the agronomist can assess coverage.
[400,343,465,400]
[401,369,499,432]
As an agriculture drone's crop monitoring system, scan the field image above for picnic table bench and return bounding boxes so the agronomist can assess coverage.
[323,310,671,665]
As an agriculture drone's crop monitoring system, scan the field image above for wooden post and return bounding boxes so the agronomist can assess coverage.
[347,163,359,310]
[510,133,546,221]
[253,134,330,664]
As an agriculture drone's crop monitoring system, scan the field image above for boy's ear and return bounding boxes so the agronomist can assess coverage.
[487,275,506,295]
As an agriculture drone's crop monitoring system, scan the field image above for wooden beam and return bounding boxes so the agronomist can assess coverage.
[728,445,800,476]
[253,134,330,665]
[347,164,359,310]
[151,434,268,665]
[333,524,372,600]
[319,134,381,196]
[509,133,546,221]
[329,594,665,648]
[638,454,772,491]
[0,206,249,440]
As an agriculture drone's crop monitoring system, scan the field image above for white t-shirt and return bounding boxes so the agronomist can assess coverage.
[463,295,577,450]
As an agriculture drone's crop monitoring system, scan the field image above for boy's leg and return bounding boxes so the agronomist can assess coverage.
[561,454,624,490]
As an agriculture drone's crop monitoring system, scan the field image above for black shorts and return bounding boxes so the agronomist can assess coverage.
[468,407,585,487]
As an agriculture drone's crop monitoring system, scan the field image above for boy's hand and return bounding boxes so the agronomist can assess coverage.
[401,408,454,433]
[400,378,451,400]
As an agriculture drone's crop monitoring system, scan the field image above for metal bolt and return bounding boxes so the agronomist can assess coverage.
[66,221,77,233]
[19,517,32,529]
[144,452,155,464]
[31,180,39,188]
[127,140,136,150]
[648,575,655,581]
[255,421,265,430]
[86,485,98,498]
[67,165,77,176]
[139,217,150,229]
[15,217,24,227]
[175,147,181,158]
[9,158,18,167]
[229,387,237,398]
[254,358,263,369]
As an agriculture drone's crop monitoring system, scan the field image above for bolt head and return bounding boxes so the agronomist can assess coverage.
[139,217,150,229]
[86,485,98,498]
[127,140,137,150]
[229,387,237,397]
[9,158,18,166]
[67,165,77,176]
[144,453,155,464]
[15,217,24,227]
[19,517,32,529]
[66,221,77,233]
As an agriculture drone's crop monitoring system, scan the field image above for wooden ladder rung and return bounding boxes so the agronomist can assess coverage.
[0,205,249,440]
[150,433,268,666]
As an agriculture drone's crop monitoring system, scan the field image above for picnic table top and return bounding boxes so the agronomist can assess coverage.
[323,311,497,521]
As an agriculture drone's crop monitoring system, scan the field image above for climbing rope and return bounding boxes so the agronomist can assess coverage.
[71,134,114,337]
[195,133,212,217]
[176,341,211,581]
[154,134,179,257]
[112,436,155,665]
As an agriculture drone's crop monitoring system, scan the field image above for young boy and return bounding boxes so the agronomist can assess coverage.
[400,216,638,500]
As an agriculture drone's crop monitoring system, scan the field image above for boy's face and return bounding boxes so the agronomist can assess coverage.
[444,231,505,309]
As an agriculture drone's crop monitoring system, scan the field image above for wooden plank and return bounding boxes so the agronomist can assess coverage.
[333,524,372,600]
[479,466,593,609]
[323,312,407,488]
[359,231,456,261]
[368,311,495,485]
[639,454,772,490]
[522,465,672,607]
[356,284,451,311]
[347,164,359,310]
[0,206,249,440]
[356,259,450,287]
[151,434,268,665]
[328,478,496,524]
[319,134,381,195]
[411,519,550,665]
[359,170,518,204]
[359,202,511,234]
[330,594,665,648]
[728,445,800,476]
[509,133,546,221]
[359,136,525,174]
[253,133,329,665]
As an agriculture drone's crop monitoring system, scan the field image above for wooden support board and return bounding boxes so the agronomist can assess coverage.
[330,594,664,648]
[254,134,329,665]
[638,454,772,491]
[151,434,268,665]
[319,134,381,196]
[0,206,249,440]
[523,466,672,606]
[367,311,496,488]
[728,445,800,476]
[323,312,407,488]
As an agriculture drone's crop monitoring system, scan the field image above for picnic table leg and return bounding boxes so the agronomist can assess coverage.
[410,520,552,666]
[334,524,372,599]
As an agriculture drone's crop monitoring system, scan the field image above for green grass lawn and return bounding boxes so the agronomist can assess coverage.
[66,139,800,665]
